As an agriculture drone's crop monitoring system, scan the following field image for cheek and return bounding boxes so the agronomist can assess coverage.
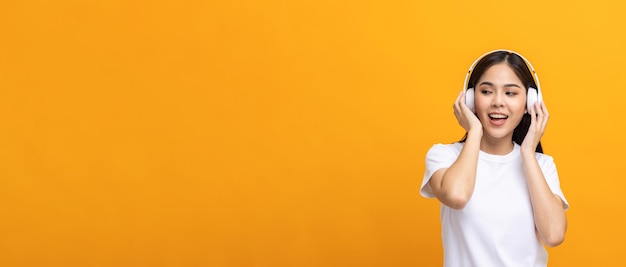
[511,113,526,125]
[510,100,527,123]
[474,95,489,109]
[514,98,527,112]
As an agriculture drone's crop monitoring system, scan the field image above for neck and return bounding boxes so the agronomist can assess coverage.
[480,135,514,155]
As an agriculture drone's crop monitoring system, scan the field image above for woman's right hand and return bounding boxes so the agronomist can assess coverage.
[453,91,482,134]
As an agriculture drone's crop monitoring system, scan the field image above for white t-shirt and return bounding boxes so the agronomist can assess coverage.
[421,142,569,267]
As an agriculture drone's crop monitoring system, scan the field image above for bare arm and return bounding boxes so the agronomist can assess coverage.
[522,152,567,247]
[429,91,482,209]
[522,102,567,247]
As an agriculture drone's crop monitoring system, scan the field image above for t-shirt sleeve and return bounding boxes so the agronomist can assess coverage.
[421,144,459,198]
[538,154,570,210]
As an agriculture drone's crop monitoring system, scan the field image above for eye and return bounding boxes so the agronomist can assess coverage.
[480,89,492,95]
[505,91,518,96]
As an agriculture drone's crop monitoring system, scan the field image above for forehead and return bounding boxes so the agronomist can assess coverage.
[477,63,523,85]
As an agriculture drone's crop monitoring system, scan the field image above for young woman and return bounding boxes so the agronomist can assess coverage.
[420,50,569,267]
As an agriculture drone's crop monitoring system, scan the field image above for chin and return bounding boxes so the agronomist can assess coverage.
[483,129,514,140]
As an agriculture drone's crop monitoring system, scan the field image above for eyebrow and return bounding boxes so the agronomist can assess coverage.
[478,81,522,88]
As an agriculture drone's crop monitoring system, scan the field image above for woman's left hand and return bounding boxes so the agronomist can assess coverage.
[521,101,549,154]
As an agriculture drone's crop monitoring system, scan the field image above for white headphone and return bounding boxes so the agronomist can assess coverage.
[463,49,542,113]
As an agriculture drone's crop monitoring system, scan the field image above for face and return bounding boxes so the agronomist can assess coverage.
[474,63,527,141]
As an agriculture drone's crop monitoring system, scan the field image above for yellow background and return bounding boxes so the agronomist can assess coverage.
[0,0,623,266]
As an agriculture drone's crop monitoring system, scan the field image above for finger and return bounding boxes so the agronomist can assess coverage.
[458,92,472,116]
[528,102,537,129]
[534,102,545,131]
[459,91,473,114]
[453,92,462,119]
[539,102,549,130]
[454,91,462,111]
[534,102,543,118]
[459,91,467,110]
[529,101,537,118]
[541,101,549,119]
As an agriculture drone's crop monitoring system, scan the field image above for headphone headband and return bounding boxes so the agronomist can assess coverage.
[463,49,541,93]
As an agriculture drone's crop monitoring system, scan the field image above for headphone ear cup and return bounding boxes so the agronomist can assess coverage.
[465,88,475,112]
[527,87,538,113]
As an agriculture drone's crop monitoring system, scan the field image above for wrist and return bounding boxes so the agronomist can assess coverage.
[467,128,483,139]
[520,147,536,158]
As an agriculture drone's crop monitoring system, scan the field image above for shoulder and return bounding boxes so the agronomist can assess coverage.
[428,142,463,154]
[534,152,556,166]
[425,142,463,161]
[533,152,559,177]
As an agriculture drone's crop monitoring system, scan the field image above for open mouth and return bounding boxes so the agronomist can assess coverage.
[488,113,508,123]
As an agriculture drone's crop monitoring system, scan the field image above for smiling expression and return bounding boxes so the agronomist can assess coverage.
[474,63,527,141]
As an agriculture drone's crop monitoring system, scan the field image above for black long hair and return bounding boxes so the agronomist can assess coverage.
[460,50,543,153]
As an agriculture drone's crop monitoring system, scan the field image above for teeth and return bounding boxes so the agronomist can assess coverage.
[489,114,508,119]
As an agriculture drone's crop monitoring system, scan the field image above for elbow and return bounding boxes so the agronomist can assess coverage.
[541,220,567,247]
[443,193,471,210]
[543,232,565,248]
[431,180,473,210]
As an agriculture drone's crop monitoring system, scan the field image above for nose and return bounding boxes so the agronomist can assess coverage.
[492,92,505,107]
